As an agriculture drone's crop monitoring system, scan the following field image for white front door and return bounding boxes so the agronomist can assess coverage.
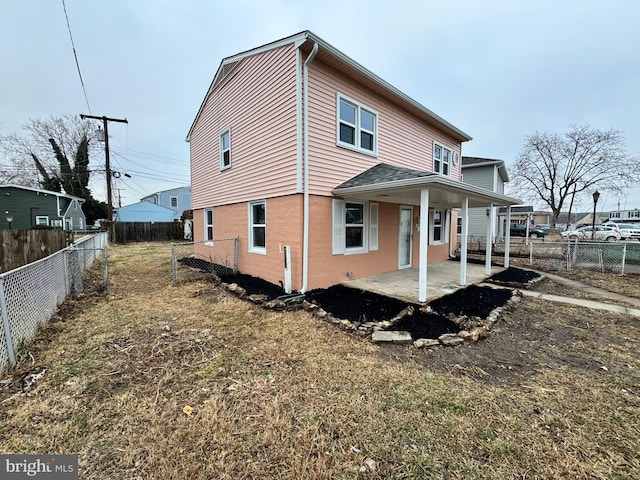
[398,206,413,269]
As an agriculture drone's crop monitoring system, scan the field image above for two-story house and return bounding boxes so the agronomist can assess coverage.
[187,31,520,302]
[140,186,191,221]
[460,156,509,240]
[0,184,86,231]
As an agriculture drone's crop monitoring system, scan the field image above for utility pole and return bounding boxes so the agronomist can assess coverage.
[79,114,128,239]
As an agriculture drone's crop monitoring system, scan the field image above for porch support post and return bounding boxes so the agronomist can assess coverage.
[460,197,469,286]
[504,206,511,268]
[485,203,494,276]
[418,188,429,303]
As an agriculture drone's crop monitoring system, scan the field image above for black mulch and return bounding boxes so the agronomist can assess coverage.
[487,267,541,285]
[180,258,532,340]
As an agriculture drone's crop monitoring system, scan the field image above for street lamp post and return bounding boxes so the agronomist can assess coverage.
[591,190,600,240]
[6,214,13,231]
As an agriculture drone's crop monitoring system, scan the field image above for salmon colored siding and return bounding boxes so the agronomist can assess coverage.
[190,44,299,210]
[306,59,462,196]
[193,195,303,288]
[195,195,452,291]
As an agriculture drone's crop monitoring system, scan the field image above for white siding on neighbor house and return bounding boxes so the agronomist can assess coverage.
[306,59,463,197]
[190,44,299,210]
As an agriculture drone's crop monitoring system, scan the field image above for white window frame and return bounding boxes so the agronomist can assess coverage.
[336,93,378,156]
[35,216,49,226]
[248,200,266,254]
[332,199,378,255]
[430,210,446,245]
[219,128,231,171]
[433,141,451,176]
[204,208,213,243]
[170,196,178,208]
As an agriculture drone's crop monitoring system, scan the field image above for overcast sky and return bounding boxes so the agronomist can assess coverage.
[1,0,638,213]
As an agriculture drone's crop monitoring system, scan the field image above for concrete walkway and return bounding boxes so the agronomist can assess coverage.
[483,269,640,317]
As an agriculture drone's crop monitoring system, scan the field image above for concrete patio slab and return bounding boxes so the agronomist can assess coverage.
[342,261,504,304]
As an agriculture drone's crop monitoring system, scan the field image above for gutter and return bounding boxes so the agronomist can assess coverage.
[300,40,318,293]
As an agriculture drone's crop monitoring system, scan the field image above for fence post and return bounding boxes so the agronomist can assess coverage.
[233,238,239,274]
[0,278,16,368]
[621,243,627,276]
[171,243,178,285]
[529,242,533,265]
[103,247,110,294]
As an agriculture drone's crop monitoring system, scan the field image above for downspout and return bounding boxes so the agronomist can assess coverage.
[300,41,318,293]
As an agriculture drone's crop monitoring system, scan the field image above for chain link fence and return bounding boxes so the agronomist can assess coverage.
[171,238,239,284]
[458,235,638,274]
[0,232,109,375]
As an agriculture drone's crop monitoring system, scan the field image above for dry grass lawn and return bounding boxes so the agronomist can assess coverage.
[1,241,639,479]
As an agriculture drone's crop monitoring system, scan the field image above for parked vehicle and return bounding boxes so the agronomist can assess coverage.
[561,225,621,242]
[603,222,640,240]
[510,223,547,239]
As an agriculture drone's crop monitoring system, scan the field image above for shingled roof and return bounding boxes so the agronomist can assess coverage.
[335,163,437,189]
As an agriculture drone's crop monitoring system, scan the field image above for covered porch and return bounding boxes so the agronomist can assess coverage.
[342,261,504,304]
[333,163,521,303]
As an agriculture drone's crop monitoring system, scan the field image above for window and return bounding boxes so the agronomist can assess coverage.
[35,216,49,226]
[332,199,378,255]
[432,210,443,243]
[220,128,231,170]
[170,196,178,208]
[337,94,378,155]
[433,142,451,176]
[249,200,266,253]
[345,202,365,249]
[204,209,213,242]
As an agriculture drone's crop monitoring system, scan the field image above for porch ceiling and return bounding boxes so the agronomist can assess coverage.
[332,163,521,209]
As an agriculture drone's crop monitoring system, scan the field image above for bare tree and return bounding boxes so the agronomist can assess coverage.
[0,114,98,188]
[509,125,639,229]
[0,115,107,223]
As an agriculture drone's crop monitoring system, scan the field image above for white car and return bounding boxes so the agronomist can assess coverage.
[603,222,640,240]
[561,225,621,242]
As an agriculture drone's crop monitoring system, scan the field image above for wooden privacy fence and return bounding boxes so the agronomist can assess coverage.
[0,230,67,273]
[114,222,184,243]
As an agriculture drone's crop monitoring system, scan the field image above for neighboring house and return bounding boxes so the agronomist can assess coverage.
[0,184,86,230]
[461,157,509,239]
[187,31,520,302]
[140,186,191,221]
[115,201,177,223]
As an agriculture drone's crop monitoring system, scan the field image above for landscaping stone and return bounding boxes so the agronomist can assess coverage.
[439,333,464,346]
[247,294,268,304]
[371,331,412,343]
[414,338,440,348]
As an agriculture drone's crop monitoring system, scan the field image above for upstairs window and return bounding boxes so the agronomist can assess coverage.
[220,128,231,170]
[170,196,178,208]
[433,142,451,176]
[337,94,378,156]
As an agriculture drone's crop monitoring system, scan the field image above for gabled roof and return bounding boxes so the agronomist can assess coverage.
[461,156,509,182]
[186,30,472,143]
[0,183,85,202]
[333,163,520,208]
[140,185,191,199]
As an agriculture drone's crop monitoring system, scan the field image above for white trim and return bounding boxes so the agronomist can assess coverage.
[219,128,231,170]
[429,209,445,245]
[344,201,367,254]
[204,208,213,244]
[332,199,344,255]
[296,48,303,193]
[35,215,49,226]
[336,93,378,157]
[248,200,266,255]
[433,141,452,176]
[398,205,413,269]
[369,203,379,251]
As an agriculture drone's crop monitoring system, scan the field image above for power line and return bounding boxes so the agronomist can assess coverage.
[61,0,91,113]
